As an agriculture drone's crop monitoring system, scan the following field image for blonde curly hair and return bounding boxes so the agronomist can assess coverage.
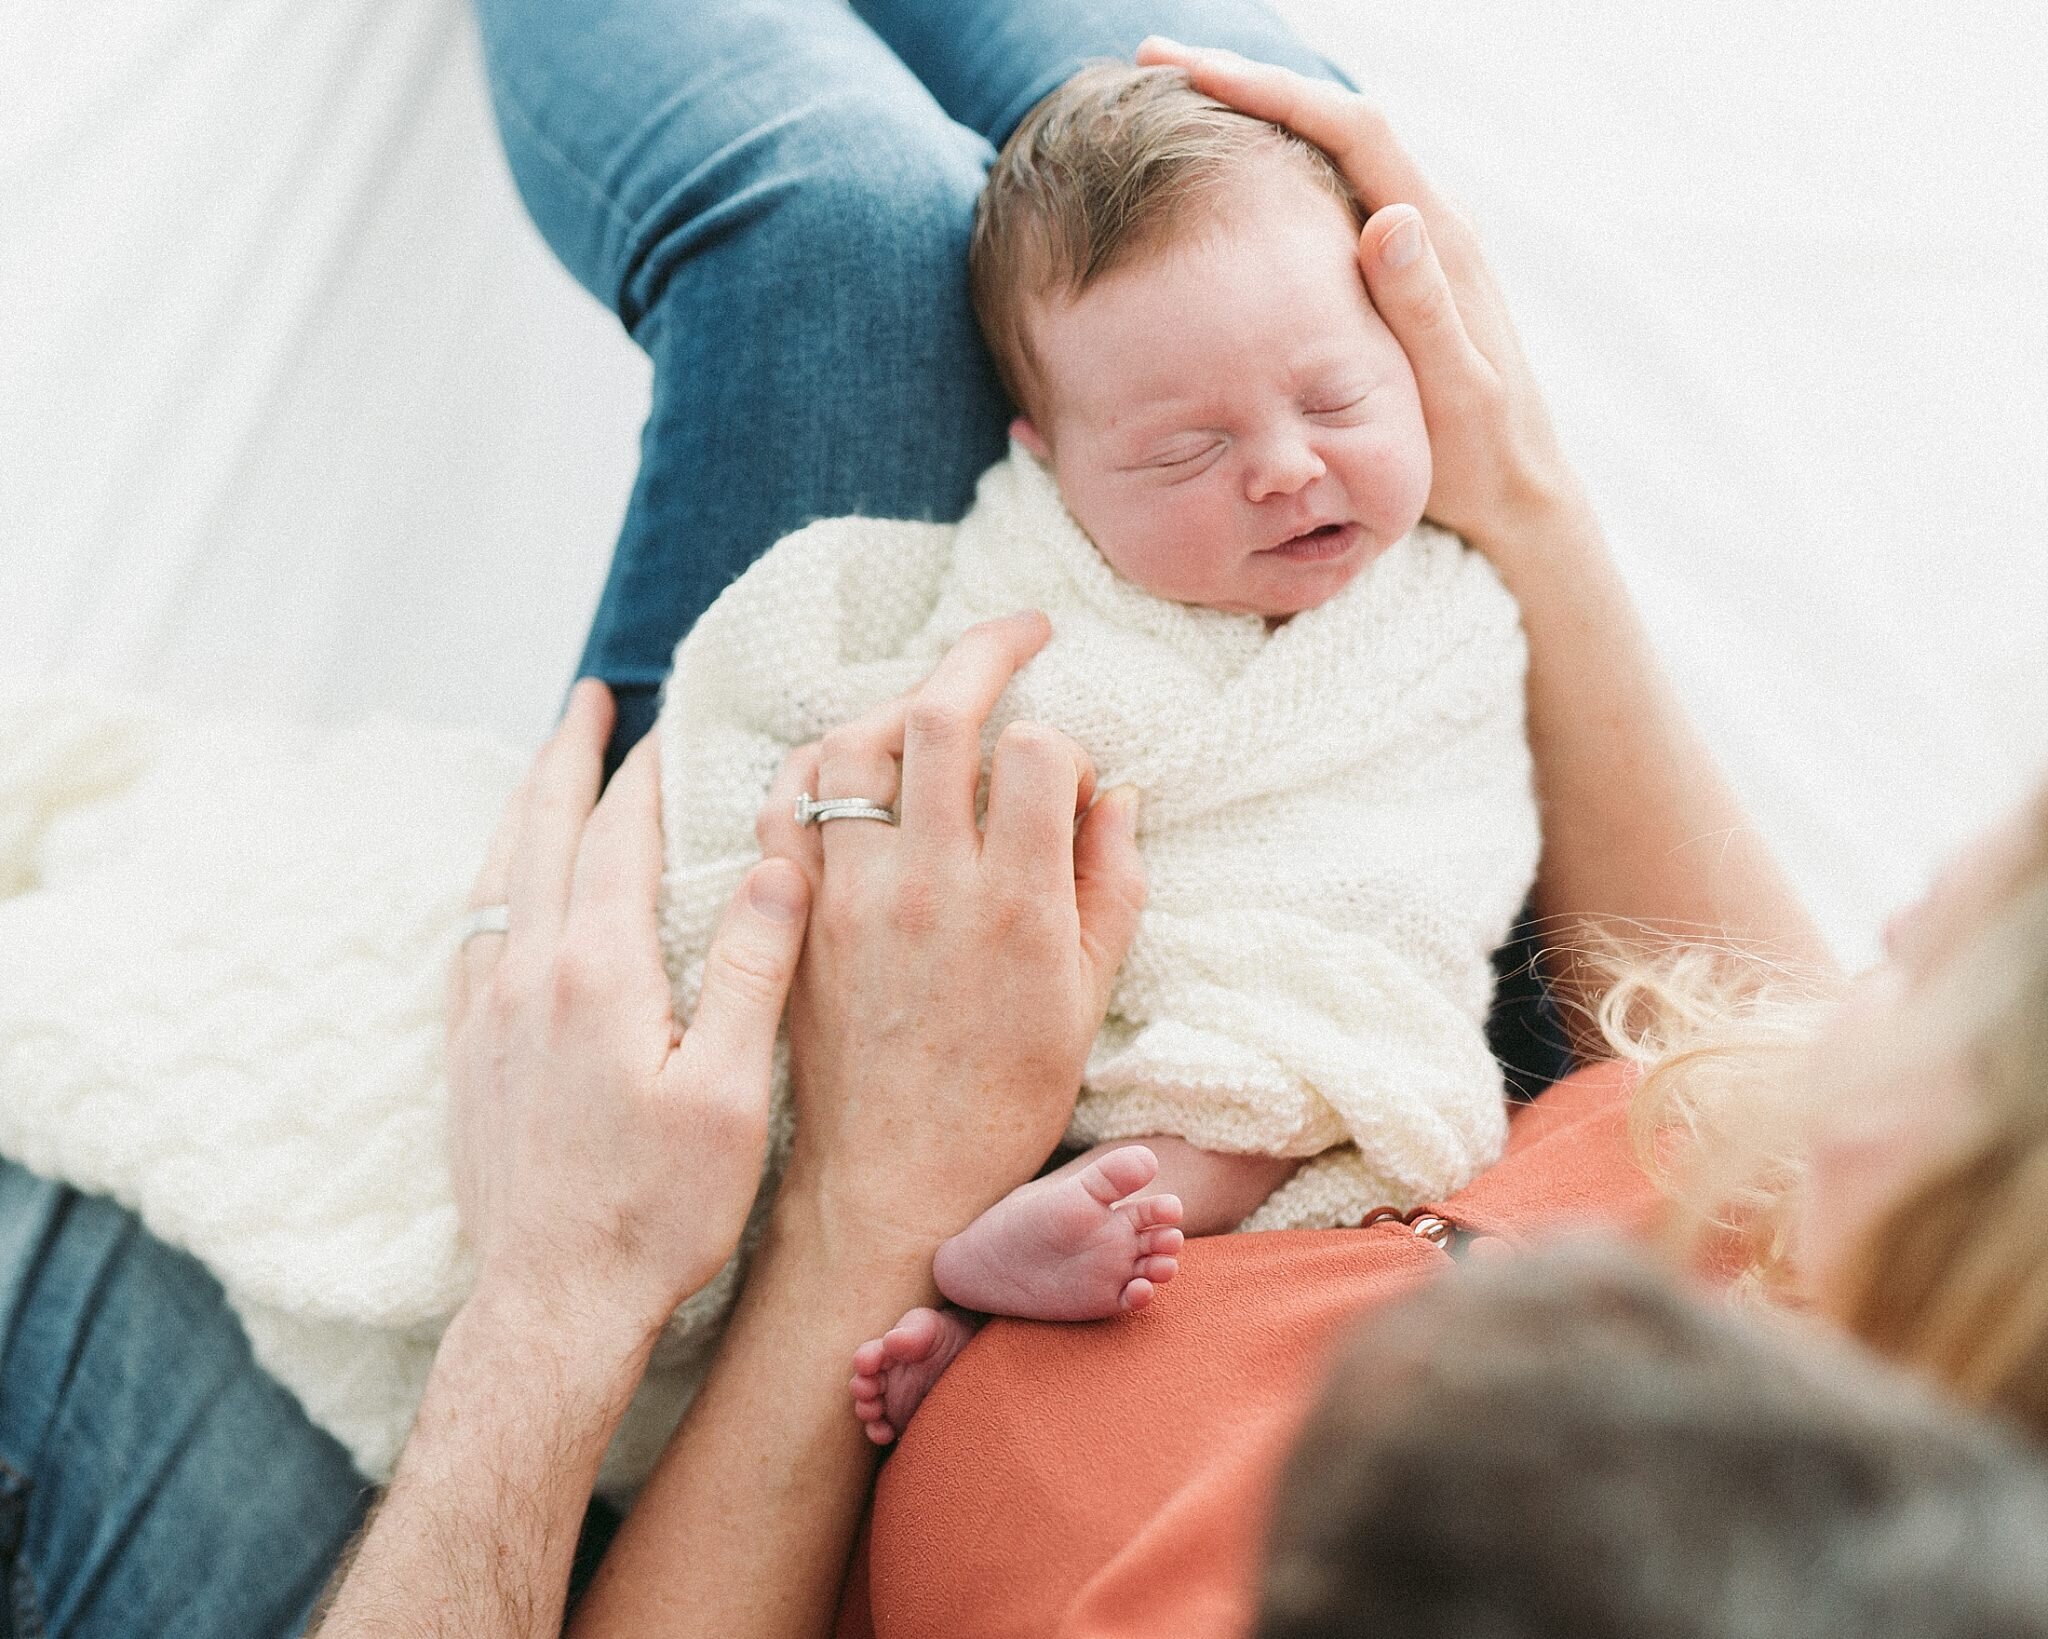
[1600,783,2048,1437]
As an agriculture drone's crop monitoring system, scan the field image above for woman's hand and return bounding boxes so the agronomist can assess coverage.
[756,613,1148,1259]
[1136,37,1588,557]
[1137,41,1829,982]
[445,679,811,1343]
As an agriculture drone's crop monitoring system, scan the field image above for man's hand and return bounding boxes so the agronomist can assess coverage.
[569,616,1149,1639]
[447,679,810,1341]
[757,613,1148,1256]
[316,680,810,1636]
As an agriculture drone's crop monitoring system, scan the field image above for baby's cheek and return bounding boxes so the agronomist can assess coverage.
[1090,503,1215,602]
[1348,429,1433,539]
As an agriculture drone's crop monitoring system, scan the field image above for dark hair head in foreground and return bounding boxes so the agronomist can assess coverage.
[1260,1239,2048,1639]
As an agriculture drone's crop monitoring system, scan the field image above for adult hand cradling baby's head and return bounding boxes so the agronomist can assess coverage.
[1136,38,1585,559]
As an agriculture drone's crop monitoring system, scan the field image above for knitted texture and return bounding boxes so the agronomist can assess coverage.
[657,445,1539,1379]
[0,691,742,1492]
[0,693,499,1478]
[0,451,1535,1492]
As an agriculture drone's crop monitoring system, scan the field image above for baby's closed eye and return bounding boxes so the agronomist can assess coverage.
[1127,437,1226,478]
[1301,383,1381,422]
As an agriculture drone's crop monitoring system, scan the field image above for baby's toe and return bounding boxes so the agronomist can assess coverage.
[1119,1275,1157,1312]
[881,1307,943,1362]
[1138,1225,1184,1257]
[1127,1193,1183,1232]
[852,1338,890,1375]
[1138,1254,1179,1286]
[1080,1145,1160,1206]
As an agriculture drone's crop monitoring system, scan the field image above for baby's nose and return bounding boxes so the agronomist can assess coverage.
[1243,437,1327,502]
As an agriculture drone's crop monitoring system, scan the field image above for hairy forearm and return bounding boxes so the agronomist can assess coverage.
[1480,485,1833,979]
[312,1285,653,1639]
[571,1189,940,1639]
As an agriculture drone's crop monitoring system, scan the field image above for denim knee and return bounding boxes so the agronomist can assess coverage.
[569,80,1013,747]
[618,88,994,343]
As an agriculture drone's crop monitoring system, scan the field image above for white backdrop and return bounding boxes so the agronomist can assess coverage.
[3,0,2044,961]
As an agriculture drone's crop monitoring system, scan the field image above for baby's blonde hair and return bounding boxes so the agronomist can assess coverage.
[1605,785,2048,1439]
[970,63,1360,424]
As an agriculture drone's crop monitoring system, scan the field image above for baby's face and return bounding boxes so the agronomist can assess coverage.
[1016,156,1431,619]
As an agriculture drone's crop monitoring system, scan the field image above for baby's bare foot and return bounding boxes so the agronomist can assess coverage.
[931,1145,1185,1322]
[850,1305,980,1445]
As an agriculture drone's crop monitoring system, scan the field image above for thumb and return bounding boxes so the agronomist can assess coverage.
[1073,786,1147,1014]
[672,858,809,1104]
[1358,205,1484,393]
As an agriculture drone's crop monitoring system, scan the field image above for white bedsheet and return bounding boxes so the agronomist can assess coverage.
[3,0,2043,962]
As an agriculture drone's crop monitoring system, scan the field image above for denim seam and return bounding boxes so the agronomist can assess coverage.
[47,1206,132,1415]
[0,1185,73,1367]
[487,74,642,288]
[62,1358,243,1628]
[0,1455,44,1639]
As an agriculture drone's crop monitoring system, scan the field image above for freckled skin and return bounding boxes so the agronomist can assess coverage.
[1014,152,1434,621]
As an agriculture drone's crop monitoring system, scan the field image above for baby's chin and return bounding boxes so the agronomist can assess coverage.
[1234,522,1392,619]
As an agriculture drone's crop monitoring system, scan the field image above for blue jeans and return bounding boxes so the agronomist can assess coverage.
[471,0,1350,770]
[0,6,1351,1633]
[482,0,1567,1088]
[0,1163,370,1638]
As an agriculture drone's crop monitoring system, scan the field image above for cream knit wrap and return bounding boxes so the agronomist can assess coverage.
[0,449,1535,1492]
[658,445,1538,1360]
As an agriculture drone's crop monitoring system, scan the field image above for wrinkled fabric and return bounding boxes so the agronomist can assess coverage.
[843,1063,1660,1639]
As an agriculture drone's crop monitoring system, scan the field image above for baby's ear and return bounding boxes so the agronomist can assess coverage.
[1010,417,1052,461]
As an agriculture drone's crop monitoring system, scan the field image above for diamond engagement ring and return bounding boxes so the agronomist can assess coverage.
[461,904,510,943]
[794,792,898,827]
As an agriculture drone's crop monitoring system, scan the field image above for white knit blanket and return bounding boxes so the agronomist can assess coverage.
[658,447,1538,1301]
[0,695,505,1480]
[0,451,1534,1490]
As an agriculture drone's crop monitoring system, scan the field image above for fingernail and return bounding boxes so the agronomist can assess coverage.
[1113,785,1143,837]
[748,861,806,924]
[1381,214,1423,270]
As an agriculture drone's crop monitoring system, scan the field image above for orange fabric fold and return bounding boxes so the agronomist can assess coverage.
[840,1062,1661,1638]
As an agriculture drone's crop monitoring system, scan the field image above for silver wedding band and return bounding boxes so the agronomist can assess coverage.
[461,903,510,944]
[794,792,898,827]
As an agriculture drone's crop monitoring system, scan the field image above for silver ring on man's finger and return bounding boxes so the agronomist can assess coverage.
[794,792,898,827]
[461,904,510,944]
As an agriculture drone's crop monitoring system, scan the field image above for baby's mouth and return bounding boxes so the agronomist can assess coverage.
[1259,522,1359,563]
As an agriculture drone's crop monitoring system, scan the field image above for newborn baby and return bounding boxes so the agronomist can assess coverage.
[657,62,1539,1446]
